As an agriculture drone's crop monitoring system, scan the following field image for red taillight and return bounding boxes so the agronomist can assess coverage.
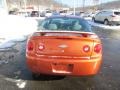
[94,44,102,53]
[38,44,45,51]
[27,41,34,51]
[83,45,90,52]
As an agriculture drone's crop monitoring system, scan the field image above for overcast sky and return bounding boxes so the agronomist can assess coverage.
[55,0,118,7]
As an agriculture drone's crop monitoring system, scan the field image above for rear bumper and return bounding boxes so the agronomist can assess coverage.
[26,55,102,76]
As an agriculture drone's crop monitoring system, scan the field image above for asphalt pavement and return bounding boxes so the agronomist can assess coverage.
[0,26,120,90]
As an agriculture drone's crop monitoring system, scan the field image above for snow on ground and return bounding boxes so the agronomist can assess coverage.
[88,21,120,30]
[0,41,15,50]
[0,15,38,50]
[26,16,45,21]
[5,77,27,89]
[84,17,92,21]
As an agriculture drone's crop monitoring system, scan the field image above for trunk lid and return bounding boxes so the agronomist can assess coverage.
[33,31,96,57]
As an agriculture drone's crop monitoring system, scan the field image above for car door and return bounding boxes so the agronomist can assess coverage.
[101,11,114,22]
[95,12,102,22]
[95,11,105,22]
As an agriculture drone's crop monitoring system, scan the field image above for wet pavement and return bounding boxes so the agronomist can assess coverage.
[0,26,120,90]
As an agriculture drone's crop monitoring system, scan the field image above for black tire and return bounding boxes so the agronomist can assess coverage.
[32,73,40,80]
[92,17,95,22]
[104,19,109,25]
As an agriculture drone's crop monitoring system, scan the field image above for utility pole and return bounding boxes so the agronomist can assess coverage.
[93,0,99,11]
[100,0,102,10]
[73,0,76,16]
[76,0,79,11]
[23,0,27,10]
[82,0,85,12]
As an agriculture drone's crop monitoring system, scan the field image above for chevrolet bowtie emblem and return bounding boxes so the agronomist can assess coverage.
[58,44,68,48]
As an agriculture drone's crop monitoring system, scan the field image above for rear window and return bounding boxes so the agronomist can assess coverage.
[114,12,120,15]
[38,17,92,32]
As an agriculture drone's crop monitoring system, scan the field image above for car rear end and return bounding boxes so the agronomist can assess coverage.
[26,16,102,76]
[110,10,120,25]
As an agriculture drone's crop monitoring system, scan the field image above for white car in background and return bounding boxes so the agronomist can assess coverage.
[45,10,52,17]
[92,10,120,25]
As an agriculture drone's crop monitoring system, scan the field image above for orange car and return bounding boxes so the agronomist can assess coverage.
[26,16,102,77]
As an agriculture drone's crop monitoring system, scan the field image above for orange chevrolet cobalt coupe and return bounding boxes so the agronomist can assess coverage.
[26,16,102,77]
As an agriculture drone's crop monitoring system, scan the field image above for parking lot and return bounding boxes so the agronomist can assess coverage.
[0,26,120,90]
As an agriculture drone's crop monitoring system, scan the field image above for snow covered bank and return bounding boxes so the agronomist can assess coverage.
[0,15,38,50]
[84,17,92,21]
[88,21,120,30]
[26,17,45,21]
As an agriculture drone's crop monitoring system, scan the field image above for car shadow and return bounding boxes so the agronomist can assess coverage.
[31,74,66,81]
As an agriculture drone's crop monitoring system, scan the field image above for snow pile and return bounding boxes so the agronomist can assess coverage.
[4,77,27,89]
[0,15,38,49]
[0,41,15,49]
[84,17,92,21]
[0,15,37,36]
[88,21,120,30]
[26,16,45,20]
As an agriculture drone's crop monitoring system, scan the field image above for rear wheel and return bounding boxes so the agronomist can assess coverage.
[32,73,40,80]
[104,19,109,25]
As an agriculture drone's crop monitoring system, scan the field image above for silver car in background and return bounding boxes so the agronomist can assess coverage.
[92,10,120,25]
